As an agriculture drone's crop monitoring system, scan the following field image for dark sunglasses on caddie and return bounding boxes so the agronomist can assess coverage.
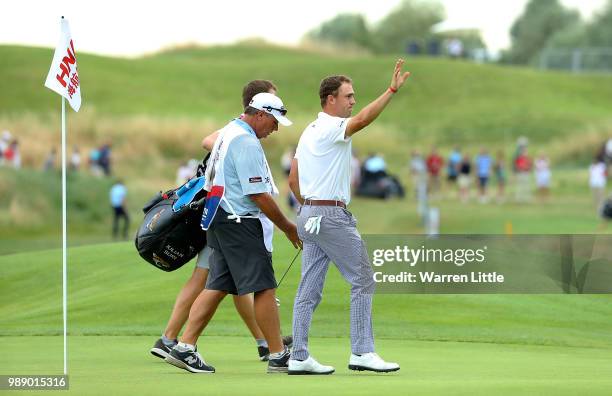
[262,105,287,116]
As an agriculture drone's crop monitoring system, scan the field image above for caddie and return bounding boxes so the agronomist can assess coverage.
[166,92,301,374]
[150,80,291,364]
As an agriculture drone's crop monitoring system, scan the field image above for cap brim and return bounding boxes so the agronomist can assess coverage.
[274,114,292,127]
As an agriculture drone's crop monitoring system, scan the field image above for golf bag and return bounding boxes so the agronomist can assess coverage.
[134,154,210,272]
[356,170,405,200]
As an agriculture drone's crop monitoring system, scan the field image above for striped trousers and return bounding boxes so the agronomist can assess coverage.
[291,205,375,360]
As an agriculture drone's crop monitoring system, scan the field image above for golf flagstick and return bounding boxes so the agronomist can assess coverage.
[61,96,67,375]
[44,16,82,376]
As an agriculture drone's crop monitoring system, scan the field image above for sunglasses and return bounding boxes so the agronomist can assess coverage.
[262,105,287,116]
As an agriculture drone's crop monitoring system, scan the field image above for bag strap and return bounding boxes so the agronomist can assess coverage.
[196,152,211,178]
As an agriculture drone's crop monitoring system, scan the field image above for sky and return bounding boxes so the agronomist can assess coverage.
[1,0,607,57]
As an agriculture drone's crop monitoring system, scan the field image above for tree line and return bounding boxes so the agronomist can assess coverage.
[305,0,612,66]
[304,0,481,56]
[502,0,612,65]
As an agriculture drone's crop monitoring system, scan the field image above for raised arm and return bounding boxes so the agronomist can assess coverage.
[346,59,411,138]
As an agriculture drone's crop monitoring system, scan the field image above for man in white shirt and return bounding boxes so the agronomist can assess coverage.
[287,59,410,375]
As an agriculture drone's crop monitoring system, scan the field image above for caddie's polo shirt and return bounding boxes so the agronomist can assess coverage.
[295,112,353,205]
[219,119,270,216]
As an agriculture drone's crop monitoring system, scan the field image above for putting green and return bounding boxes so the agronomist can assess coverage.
[3,244,612,394]
[3,336,612,395]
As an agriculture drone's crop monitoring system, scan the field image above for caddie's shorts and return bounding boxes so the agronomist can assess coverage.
[206,207,276,295]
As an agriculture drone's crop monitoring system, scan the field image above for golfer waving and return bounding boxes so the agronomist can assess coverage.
[288,59,410,375]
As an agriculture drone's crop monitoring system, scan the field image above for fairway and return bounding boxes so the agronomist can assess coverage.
[3,336,612,395]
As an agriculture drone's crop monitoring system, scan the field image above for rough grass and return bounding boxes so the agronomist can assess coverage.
[1,164,610,256]
[1,42,611,252]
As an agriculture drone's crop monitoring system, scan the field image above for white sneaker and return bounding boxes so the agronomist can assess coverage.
[348,353,400,373]
[288,356,335,375]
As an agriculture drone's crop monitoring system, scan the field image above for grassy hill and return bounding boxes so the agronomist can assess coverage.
[1,43,611,254]
[2,43,612,144]
[2,42,611,177]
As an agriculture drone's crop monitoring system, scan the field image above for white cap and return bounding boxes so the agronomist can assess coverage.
[249,93,292,126]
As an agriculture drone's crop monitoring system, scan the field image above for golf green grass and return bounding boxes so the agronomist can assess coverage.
[2,336,611,395]
[2,242,612,394]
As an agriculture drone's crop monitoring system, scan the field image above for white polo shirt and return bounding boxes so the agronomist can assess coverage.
[295,112,353,204]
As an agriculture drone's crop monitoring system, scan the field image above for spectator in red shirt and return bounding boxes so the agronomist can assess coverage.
[426,147,444,195]
[514,147,532,202]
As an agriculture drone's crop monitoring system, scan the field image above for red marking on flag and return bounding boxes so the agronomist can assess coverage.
[55,40,77,88]
[70,72,79,88]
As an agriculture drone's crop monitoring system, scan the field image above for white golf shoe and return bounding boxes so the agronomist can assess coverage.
[288,356,335,375]
[348,353,400,373]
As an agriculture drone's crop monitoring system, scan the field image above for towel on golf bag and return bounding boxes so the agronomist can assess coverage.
[135,175,208,272]
[173,177,207,213]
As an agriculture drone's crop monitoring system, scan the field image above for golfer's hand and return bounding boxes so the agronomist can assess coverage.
[285,223,302,249]
[390,59,411,91]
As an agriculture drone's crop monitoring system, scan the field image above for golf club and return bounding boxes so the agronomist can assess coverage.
[275,248,302,306]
